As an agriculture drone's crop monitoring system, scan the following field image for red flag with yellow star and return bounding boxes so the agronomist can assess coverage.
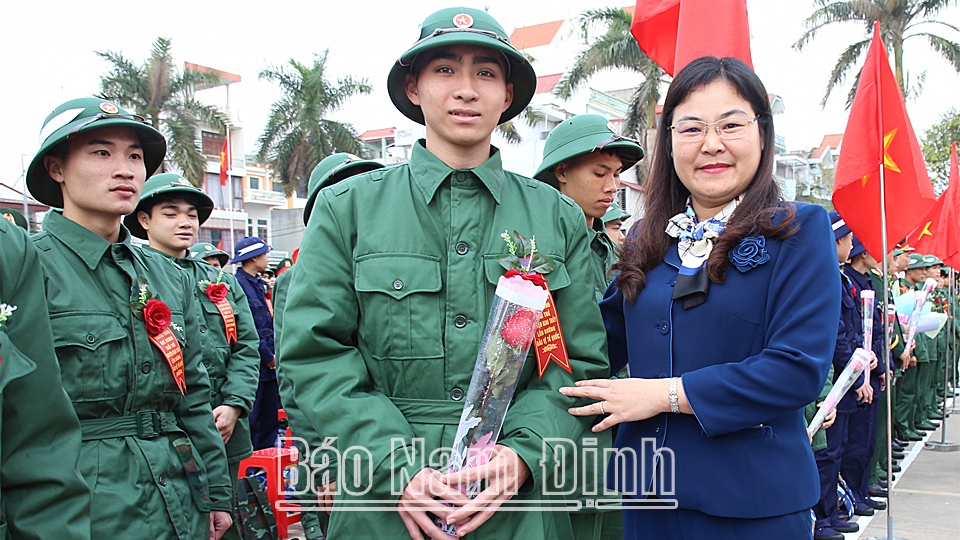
[832,20,936,259]
[909,142,960,269]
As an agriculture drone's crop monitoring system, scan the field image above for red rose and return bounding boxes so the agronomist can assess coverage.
[144,299,171,336]
[501,310,538,350]
[206,283,228,303]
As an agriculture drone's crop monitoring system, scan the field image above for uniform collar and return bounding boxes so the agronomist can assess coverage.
[236,267,261,284]
[43,210,144,270]
[408,140,505,204]
[141,245,192,266]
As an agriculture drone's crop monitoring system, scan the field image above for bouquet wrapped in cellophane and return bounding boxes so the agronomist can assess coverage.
[438,232,554,536]
[807,348,870,436]
[901,278,938,352]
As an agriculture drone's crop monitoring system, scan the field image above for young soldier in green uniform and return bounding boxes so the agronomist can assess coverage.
[535,115,643,303]
[280,8,609,540]
[0,207,28,231]
[602,203,630,248]
[911,255,941,432]
[894,254,935,443]
[189,243,230,270]
[26,97,235,539]
[126,174,262,540]
[272,153,384,540]
[927,260,948,420]
[533,114,643,540]
[0,215,92,540]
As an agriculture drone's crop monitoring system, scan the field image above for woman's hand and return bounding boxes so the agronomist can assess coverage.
[560,378,690,432]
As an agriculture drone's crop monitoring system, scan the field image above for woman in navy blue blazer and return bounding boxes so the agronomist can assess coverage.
[561,57,840,539]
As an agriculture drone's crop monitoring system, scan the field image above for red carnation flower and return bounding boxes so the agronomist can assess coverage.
[207,283,228,303]
[501,310,538,350]
[144,299,171,336]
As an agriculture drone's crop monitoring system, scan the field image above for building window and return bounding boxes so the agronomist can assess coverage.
[205,173,225,209]
[202,131,225,157]
[257,219,269,242]
[272,180,283,193]
[249,176,260,190]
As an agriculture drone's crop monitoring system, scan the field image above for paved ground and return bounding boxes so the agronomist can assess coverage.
[280,395,960,540]
[855,394,960,540]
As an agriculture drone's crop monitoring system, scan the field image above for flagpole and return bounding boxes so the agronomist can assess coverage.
[226,128,235,259]
[865,20,901,540]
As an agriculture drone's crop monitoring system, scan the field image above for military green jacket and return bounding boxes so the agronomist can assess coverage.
[144,247,260,463]
[588,223,618,303]
[274,266,336,484]
[805,364,834,452]
[279,142,609,539]
[0,218,91,540]
[33,211,233,539]
[911,281,934,363]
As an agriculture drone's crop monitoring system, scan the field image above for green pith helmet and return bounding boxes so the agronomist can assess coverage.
[534,115,644,189]
[601,202,631,224]
[27,97,166,208]
[124,173,214,239]
[925,254,943,267]
[189,242,229,267]
[0,207,28,230]
[303,153,384,225]
[386,7,536,125]
[907,253,930,270]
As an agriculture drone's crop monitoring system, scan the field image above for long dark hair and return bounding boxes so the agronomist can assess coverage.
[613,57,795,302]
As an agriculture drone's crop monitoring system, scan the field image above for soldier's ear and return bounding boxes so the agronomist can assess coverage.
[44,155,66,185]
[137,210,151,231]
[502,81,514,114]
[405,73,421,107]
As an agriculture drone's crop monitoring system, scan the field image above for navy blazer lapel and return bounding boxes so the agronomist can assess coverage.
[664,240,681,270]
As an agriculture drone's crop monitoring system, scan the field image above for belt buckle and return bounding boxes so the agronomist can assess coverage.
[136,411,162,439]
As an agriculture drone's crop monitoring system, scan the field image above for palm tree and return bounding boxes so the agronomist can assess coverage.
[554,7,669,140]
[256,52,371,196]
[97,37,230,186]
[794,0,960,108]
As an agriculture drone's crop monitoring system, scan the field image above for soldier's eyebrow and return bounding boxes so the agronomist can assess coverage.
[86,139,143,149]
[426,51,461,64]
[473,55,501,66]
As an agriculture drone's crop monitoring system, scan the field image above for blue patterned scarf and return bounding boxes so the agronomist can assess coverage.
[665,197,739,308]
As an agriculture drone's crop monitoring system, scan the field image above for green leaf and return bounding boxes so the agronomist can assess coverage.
[496,254,522,271]
[512,231,532,256]
[529,253,557,274]
[484,334,508,376]
[130,302,145,322]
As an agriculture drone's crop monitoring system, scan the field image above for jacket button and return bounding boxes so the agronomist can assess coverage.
[455,172,467,182]
[659,321,669,335]
[455,241,469,255]
[199,325,207,333]
[451,388,464,401]
[393,279,403,290]
[158,475,167,486]
[454,315,467,328]
[141,363,152,374]
[86,334,96,344]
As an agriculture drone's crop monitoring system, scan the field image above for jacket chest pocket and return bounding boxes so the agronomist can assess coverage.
[355,254,443,360]
[51,313,130,402]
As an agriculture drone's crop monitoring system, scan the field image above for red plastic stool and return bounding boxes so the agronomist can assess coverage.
[277,409,292,446]
[239,446,300,539]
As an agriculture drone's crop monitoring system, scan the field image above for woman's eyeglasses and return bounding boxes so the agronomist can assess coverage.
[670,116,759,142]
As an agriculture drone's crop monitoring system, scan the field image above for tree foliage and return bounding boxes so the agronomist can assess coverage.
[794,0,960,108]
[256,51,371,196]
[922,107,960,190]
[97,37,230,186]
[554,6,669,140]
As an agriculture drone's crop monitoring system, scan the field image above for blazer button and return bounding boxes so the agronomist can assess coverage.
[454,315,467,328]
[393,279,403,291]
[455,241,469,255]
[451,388,464,401]
[659,320,669,335]
[86,334,96,344]
[141,362,152,374]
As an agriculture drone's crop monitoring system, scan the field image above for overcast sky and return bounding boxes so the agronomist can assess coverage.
[4,0,959,190]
